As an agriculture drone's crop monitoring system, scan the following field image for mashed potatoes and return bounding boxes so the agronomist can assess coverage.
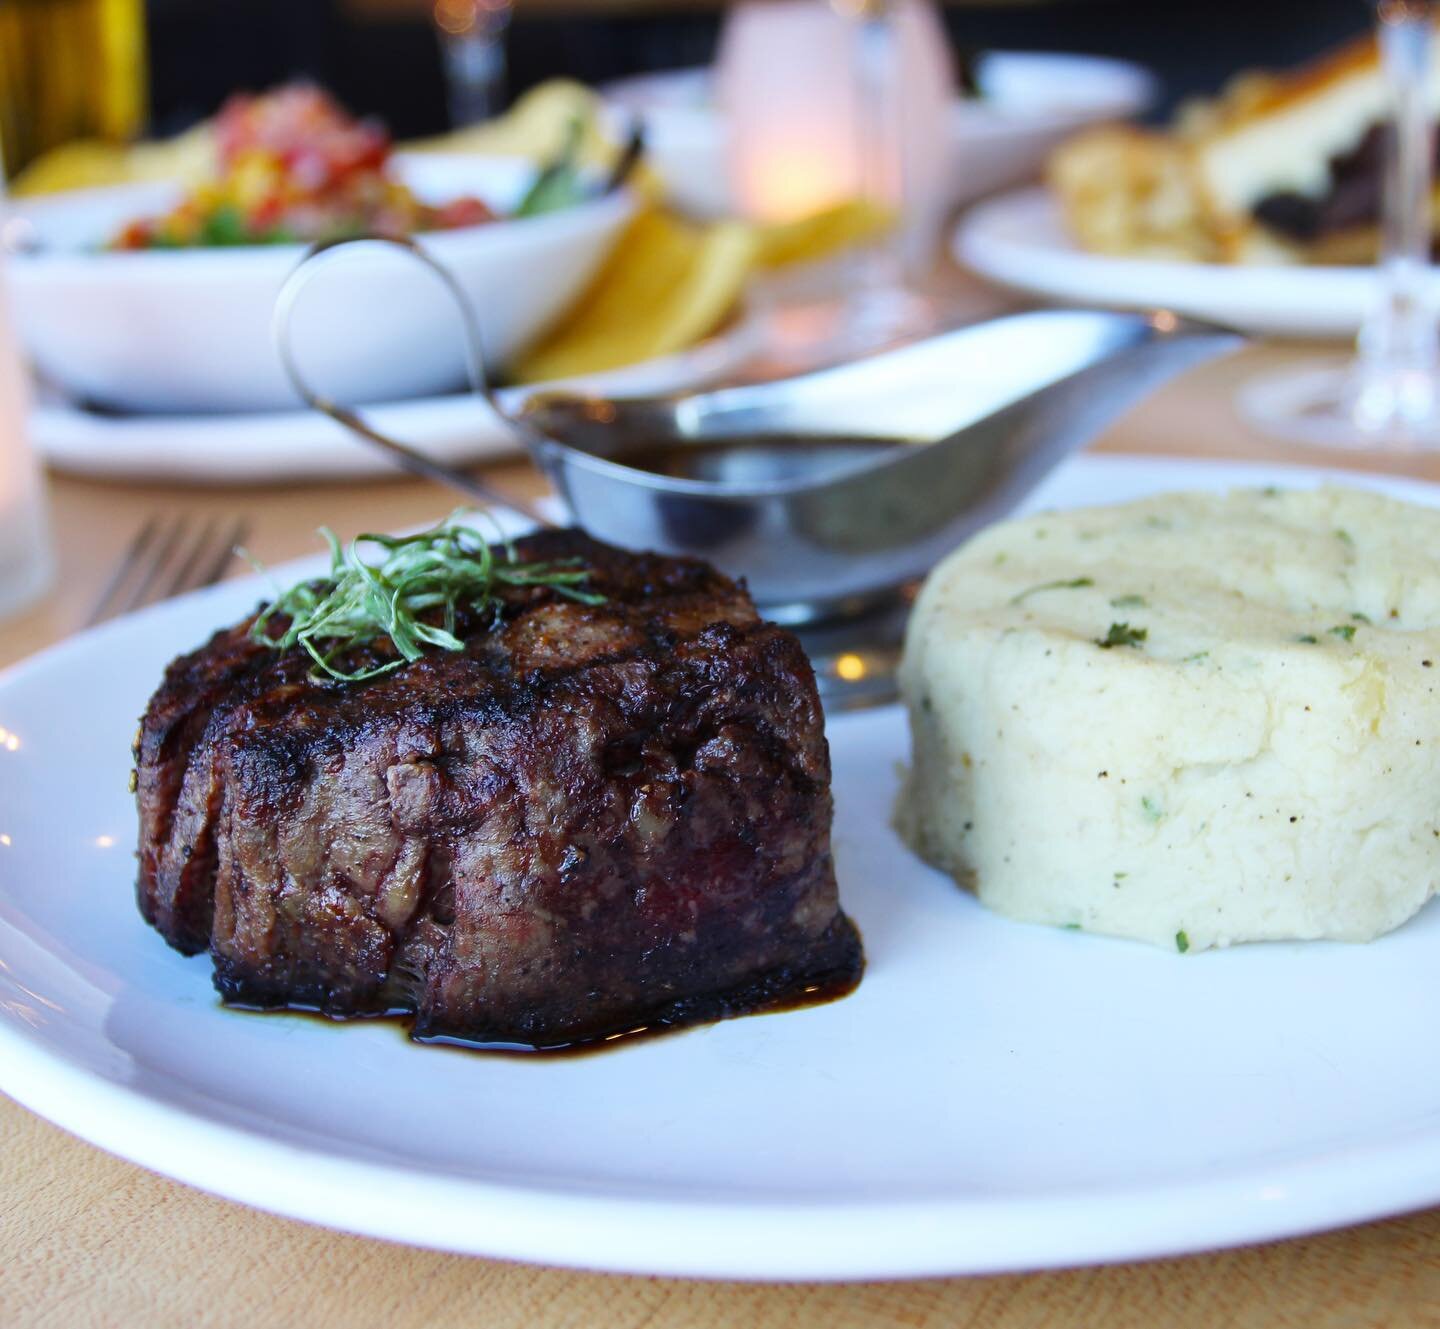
[897,487,1440,951]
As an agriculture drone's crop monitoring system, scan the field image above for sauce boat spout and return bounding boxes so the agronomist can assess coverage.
[518,310,1243,619]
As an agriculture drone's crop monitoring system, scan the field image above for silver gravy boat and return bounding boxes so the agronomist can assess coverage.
[275,238,1242,707]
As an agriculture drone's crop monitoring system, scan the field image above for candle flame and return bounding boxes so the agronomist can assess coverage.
[735,143,857,224]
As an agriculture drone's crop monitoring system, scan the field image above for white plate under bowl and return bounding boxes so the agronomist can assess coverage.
[600,52,1155,219]
[954,187,1440,340]
[6,154,636,414]
[29,330,749,484]
[2,454,1438,1281]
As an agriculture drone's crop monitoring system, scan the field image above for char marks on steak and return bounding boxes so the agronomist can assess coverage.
[135,530,862,1048]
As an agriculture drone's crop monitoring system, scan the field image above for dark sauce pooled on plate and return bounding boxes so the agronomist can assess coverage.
[221,947,863,1059]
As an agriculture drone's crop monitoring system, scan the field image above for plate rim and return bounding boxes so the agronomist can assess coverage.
[599,49,1157,128]
[28,328,750,484]
[4,1003,1438,1281]
[951,186,1439,340]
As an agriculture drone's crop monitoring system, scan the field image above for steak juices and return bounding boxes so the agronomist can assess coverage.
[134,529,862,1050]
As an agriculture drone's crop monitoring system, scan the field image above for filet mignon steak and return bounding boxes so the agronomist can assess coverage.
[135,529,863,1048]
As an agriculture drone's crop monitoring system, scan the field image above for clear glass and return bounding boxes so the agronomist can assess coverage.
[834,0,948,348]
[433,0,513,129]
[1244,1,1440,449]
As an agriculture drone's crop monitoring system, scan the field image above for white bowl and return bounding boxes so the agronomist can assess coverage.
[5,154,636,414]
[601,52,1156,219]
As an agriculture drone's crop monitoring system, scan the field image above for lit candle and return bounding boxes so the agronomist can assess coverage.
[0,255,52,621]
[717,1,860,222]
[715,0,954,229]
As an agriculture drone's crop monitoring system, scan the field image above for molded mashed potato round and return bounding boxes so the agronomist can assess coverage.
[898,487,1440,951]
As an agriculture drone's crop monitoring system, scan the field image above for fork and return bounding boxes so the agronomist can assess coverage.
[85,514,252,627]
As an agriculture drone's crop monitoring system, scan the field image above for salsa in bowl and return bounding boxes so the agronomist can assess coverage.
[6,89,633,414]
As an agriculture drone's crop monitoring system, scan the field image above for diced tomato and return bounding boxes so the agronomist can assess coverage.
[428,197,497,231]
[110,82,502,251]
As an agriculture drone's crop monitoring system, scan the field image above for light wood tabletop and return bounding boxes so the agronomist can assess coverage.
[2,338,1439,1328]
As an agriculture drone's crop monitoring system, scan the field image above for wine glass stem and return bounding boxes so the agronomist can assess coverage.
[851,3,908,290]
[437,3,512,128]
[1354,3,1438,422]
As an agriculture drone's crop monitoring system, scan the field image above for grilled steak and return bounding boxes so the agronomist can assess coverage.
[135,529,862,1048]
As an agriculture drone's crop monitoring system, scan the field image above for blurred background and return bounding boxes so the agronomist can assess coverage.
[0,0,1420,462]
[0,0,1377,177]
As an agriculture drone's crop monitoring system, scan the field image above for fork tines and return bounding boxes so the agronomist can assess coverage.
[86,514,251,627]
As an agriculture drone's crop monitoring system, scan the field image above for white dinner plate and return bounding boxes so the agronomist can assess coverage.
[28,331,749,483]
[2,453,1439,1281]
[601,53,1156,219]
[8,156,637,414]
[955,188,1440,340]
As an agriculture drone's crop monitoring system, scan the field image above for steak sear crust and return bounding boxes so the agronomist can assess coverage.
[135,530,862,1048]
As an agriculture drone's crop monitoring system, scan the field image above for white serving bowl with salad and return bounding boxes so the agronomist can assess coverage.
[5,87,635,414]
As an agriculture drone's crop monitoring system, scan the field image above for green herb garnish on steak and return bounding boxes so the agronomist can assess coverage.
[251,513,604,683]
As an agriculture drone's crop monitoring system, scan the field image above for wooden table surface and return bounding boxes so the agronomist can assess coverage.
[3,340,1439,1327]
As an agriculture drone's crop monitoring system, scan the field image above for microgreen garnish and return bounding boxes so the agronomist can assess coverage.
[1095,622,1147,649]
[1175,930,1190,953]
[1328,624,1357,642]
[1110,593,1147,609]
[249,513,604,683]
[1009,576,1093,605]
[1295,634,1319,645]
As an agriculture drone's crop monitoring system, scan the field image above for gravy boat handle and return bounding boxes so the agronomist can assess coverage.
[271,233,556,529]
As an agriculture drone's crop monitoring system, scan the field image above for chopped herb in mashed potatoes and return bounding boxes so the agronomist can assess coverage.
[898,486,1440,951]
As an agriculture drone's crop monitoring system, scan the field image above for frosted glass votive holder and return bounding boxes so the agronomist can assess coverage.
[0,263,52,623]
